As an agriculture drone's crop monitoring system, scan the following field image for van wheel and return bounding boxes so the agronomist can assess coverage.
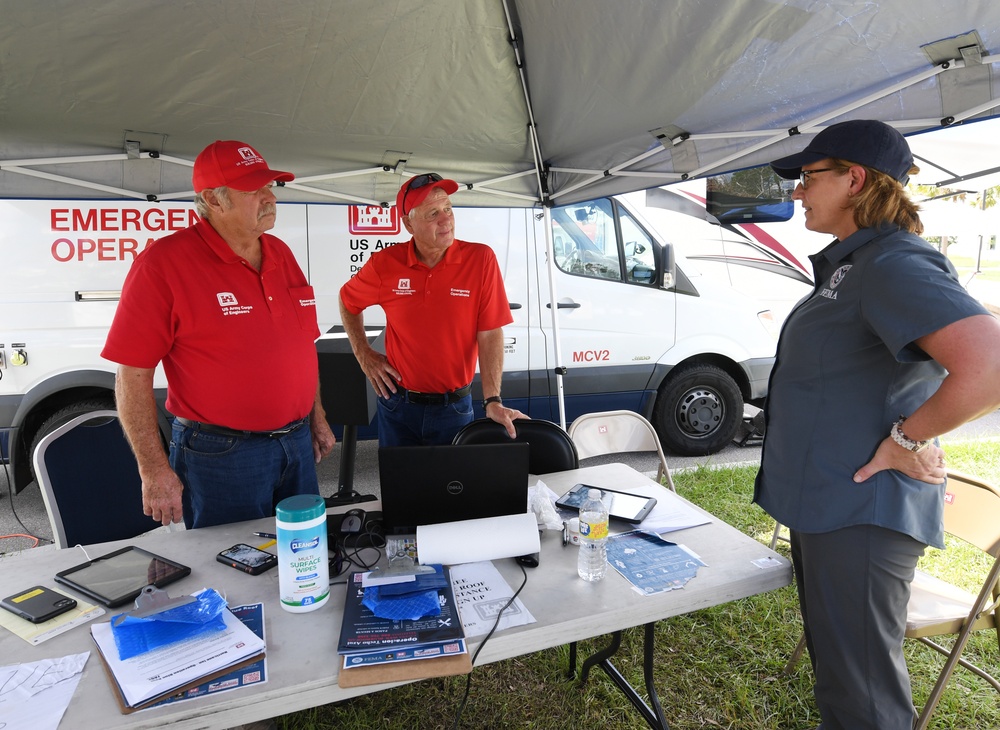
[28,398,116,476]
[654,365,743,456]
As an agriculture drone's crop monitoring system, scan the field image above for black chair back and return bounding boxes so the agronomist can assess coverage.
[452,418,579,474]
[33,410,161,548]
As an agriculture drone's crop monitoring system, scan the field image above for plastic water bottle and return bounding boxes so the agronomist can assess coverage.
[276,494,330,612]
[577,488,609,581]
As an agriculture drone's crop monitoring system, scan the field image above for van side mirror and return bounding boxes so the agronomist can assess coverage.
[660,243,675,289]
[624,241,646,256]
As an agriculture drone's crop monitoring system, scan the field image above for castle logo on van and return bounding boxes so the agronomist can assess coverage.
[349,205,400,235]
[572,349,610,362]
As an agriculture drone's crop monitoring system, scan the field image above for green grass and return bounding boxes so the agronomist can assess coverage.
[948,254,1000,283]
[278,440,1000,730]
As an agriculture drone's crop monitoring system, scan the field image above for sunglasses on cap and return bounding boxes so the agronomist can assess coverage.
[401,173,444,214]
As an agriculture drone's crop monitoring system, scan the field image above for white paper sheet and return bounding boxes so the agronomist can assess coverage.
[0,651,89,730]
[450,561,536,637]
[417,513,540,566]
[639,488,712,534]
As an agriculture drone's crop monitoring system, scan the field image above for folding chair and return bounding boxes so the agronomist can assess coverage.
[568,410,675,491]
[780,470,1000,730]
[908,469,1000,729]
[32,409,162,548]
[451,418,579,474]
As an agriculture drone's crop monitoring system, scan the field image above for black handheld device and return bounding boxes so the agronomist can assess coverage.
[555,483,657,524]
[55,545,191,608]
[1,585,78,623]
[216,543,279,575]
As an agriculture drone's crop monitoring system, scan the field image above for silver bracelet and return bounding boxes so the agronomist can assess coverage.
[890,416,931,453]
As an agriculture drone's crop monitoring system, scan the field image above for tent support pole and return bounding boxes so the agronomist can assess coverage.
[542,206,567,430]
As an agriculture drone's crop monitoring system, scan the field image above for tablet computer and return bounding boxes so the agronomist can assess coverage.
[555,483,657,524]
[54,546,191,608]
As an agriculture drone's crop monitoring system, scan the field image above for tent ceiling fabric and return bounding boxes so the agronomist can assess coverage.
[1,0,999,207]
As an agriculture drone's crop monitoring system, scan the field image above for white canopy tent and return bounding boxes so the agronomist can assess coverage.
[2,1,999,429]
[1,0,999,207]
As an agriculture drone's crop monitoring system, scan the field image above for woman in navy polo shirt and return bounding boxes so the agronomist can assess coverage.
[754,120,1000,730]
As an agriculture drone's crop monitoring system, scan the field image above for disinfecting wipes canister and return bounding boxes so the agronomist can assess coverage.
[275,494,330,613]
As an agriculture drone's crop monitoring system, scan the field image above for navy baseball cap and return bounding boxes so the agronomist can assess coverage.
[770,120,914,183]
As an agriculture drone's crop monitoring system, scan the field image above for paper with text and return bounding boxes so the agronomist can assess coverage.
[450,561,536,638]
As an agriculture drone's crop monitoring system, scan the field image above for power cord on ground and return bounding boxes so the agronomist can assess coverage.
[1,455,52,549]
[452,561,528,729]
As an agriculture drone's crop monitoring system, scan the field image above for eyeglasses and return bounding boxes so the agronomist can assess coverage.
[401,173,444,214]
[798,168,835,189]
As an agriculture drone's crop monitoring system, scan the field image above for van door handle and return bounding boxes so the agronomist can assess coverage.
[546,302,581,309]
[509,303,522,310]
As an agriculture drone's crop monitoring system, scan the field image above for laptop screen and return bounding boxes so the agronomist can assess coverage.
[378,442,531,535]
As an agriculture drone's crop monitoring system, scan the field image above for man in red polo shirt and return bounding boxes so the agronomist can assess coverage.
[103,140,336,529]
[339,173,525,446]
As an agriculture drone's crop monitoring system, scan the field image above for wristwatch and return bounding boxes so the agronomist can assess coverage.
[890,416,931,452]
[482,395,503,411]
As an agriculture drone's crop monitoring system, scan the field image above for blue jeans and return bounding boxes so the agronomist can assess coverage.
[170,419,320,529]
[376,390,474,447]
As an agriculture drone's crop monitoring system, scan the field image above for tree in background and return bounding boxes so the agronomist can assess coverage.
[910,183,1000,257]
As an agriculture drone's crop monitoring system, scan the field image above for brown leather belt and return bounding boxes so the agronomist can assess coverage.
[174,416,308,439]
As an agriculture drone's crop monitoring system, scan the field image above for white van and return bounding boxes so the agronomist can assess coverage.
[0,184,810,492]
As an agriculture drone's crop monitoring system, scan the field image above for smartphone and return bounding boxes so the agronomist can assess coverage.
[1,585,78,623]
[216,543,279,575]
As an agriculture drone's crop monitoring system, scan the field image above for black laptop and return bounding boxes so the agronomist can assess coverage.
[378,442,531,535]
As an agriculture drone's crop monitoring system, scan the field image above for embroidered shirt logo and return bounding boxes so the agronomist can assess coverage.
[829,265,852,288]
[820,264,852,300]
[217,291,252,316]
[450,288,471,298]
[393,278,414,296]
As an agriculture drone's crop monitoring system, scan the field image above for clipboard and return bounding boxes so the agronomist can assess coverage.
[91,638,265,713]
[337,651,472,689]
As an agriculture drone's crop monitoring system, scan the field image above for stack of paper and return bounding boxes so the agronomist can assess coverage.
[90,599,266,712]
[338,565,471,687]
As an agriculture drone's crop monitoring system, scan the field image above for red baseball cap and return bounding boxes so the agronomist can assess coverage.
[192,140,294,192]
[395,173,459,216]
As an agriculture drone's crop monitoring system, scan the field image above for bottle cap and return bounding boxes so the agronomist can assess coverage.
[275,494,326,523]
[587,488,601,500]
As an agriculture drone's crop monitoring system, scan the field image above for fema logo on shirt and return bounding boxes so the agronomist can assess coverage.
[830,265,852,288]
[820,265,852,301]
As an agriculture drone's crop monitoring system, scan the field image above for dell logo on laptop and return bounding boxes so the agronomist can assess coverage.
[446,480,464,495]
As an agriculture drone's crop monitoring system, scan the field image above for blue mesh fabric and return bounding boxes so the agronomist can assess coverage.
[110,588,228,660]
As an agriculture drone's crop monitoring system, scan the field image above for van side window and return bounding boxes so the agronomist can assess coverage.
[550,200,622,281]
[617,208,656,285]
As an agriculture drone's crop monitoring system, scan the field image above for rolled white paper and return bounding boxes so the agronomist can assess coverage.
[416,512,541,566]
